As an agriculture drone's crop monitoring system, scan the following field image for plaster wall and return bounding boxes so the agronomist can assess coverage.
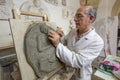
[0,0,80,48]
[94,0,118,56]
[0,0,119,57]
[96,0,116,22]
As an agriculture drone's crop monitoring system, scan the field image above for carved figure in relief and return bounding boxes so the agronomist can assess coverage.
[24,22,62,79]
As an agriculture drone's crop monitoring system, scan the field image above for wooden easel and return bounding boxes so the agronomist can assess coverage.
[12,9,48,21]
[10,9,74,80]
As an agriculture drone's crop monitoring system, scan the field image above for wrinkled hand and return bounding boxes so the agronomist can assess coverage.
[48,30,60,47]
[56,27,64,37]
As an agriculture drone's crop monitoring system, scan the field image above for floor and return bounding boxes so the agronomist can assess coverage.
[1,46,120,80]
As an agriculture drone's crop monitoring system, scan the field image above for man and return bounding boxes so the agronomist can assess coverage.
[48,5,104,80]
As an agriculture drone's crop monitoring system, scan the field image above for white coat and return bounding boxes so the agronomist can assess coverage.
[56,28,104,80]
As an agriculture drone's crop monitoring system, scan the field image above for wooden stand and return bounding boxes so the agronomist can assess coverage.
[10,9,74,80]
[0,65,3,80]
[12,9,48,21]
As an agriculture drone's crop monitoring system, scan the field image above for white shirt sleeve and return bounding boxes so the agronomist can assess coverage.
[56,41,104,68]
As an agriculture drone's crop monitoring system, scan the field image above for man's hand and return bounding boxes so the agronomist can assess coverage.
[56,27,64,37]
[48,30,60,47]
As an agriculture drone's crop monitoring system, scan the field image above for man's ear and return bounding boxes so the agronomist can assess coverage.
[89,15,94,23]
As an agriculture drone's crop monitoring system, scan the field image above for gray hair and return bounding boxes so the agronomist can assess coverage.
[86,7,97,23]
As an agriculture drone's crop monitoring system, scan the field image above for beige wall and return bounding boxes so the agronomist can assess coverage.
[0,0,80,49]
[0,0,119,57]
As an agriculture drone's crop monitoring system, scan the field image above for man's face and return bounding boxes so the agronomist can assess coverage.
[74,7,90,31]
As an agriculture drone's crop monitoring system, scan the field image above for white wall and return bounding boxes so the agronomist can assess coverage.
[93,0,118,56]
[96,0,116,21]
[0,0,80,49]
[0,0,118,57]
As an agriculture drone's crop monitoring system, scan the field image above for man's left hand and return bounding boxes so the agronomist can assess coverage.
[48,30,60,47]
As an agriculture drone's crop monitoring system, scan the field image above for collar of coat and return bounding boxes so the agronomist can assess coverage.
[75,27,95,41]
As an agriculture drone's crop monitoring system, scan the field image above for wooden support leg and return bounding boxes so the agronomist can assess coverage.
[0,65,3,80]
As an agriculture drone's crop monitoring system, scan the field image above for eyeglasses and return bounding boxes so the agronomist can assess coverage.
[74,13,88,19]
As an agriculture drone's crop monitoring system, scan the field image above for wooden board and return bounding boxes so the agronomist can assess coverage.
[0,20,14,49]
[0,65,3,80]
[9,19,74,80]
[9,19,38,80]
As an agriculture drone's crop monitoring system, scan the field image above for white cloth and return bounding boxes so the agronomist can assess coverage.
[56,28,104,80]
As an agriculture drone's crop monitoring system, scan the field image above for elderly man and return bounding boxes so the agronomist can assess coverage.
[48,5,104,80]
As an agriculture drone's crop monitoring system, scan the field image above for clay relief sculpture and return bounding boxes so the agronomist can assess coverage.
[24,22,62,79]
[45,0,58,6]
[0,0,13,19]
[20,0,49,20]
[61,0,66,6]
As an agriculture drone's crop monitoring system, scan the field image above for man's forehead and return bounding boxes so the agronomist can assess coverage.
[77,6,91,13]
[76,8,87,14]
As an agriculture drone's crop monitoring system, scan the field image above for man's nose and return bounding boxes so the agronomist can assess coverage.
[74,17,78,22]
